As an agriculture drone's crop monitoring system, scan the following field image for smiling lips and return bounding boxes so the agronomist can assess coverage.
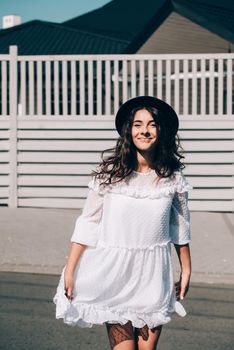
[138,138,152,142]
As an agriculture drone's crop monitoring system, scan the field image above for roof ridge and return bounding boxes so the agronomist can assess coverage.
[0,19,43,36]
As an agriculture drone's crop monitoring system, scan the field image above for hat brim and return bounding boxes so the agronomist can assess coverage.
[115,96,179,136]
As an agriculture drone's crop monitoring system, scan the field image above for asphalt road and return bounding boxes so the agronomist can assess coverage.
[0,271,234,350]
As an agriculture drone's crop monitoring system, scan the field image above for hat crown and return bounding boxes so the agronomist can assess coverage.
[115,96,179,136]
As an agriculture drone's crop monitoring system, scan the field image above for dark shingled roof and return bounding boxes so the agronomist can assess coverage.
[0,0,233,55]
[0,20,128,55]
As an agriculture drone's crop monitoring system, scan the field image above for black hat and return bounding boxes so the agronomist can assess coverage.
[115,96,179,136]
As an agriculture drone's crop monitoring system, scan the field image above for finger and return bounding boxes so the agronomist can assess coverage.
[65,293,73,301]
[67,287,73,299]
[176,292,181,299]
[175,288,181,300]
[64,288,73,301]
[180,285,186,300]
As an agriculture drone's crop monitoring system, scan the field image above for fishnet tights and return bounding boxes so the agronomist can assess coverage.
[105,320,162,349]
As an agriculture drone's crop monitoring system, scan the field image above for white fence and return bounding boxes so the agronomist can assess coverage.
[0,46,234,211]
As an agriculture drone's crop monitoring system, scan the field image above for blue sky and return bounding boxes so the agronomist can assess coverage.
[0,0,111,27]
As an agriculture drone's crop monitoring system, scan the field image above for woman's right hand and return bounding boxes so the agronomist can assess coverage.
[63,242,86,301]
[64,269,74,301]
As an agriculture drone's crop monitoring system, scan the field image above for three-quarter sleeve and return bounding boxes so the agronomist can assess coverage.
[169,172,192,245]
[70,178,104,247]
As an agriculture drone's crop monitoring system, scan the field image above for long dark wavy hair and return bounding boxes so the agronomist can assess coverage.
[93,106,185,185]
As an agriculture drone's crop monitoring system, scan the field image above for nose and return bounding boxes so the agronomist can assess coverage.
[141,129,151,137]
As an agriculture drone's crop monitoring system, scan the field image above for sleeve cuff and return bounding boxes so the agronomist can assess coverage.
[70,217,99,247]
[170,223,191,245]
[171,238,191,245]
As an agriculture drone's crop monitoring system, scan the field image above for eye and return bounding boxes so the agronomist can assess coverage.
[133,123,141,127]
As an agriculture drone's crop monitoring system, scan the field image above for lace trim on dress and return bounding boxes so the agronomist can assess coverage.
[88,171,192,199]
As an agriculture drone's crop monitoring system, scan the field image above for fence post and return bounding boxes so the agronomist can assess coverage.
[9,45,18,208]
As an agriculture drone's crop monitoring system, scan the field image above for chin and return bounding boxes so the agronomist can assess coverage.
[135,144,155,152]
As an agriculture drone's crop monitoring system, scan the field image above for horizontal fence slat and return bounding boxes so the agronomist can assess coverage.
[178,130,234,139]
[0,176,9,185]
[18,175,91,186]
[0,131,10,138]
[0,164,10,173]
[178,119,234,129]
[0,153,9,162]
[17,119,115,129]
[18,197,85,209]
[189,189,234,200]
[0,141,10,150]
[184,153,234,164]
[18,163,96,174]
[188,176,234,187]
[17,130,118,139]
[0,119,10,128]
[181,141,234,151]
[18,152,103,163]
[184,164,234,175]
[18,187,88,197]
[0,187,9,197]
[0,201,8,206]
[18,140,116,151]
[189,201,233,212]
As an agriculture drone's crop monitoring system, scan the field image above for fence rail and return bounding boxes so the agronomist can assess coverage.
[1,46,234,117]
[0,46,234,211]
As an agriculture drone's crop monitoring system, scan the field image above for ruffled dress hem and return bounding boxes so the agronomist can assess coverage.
[53,292,186,329]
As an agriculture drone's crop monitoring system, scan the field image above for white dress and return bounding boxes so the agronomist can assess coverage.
[53,169,191,329]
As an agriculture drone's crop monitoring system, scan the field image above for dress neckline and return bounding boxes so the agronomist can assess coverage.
[133,169,155,175]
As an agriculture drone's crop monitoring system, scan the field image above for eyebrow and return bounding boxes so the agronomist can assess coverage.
[133,120,155,123]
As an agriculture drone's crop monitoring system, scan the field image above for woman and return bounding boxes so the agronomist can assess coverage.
[53,96,192,350]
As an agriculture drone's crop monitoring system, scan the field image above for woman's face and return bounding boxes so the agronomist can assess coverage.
[131,108,158,151]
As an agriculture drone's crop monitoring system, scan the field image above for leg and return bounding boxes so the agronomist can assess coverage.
[135,324,163,350]
[105,321,135,350]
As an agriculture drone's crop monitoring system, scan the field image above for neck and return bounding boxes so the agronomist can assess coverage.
[135,150,153,172]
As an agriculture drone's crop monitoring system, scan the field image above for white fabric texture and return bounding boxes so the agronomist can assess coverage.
[53,169,192,328]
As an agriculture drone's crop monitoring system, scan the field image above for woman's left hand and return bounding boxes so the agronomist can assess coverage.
[175,271,190,301]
